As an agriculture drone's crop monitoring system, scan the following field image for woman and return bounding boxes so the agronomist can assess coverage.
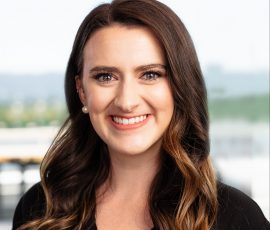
[12,0,269,229]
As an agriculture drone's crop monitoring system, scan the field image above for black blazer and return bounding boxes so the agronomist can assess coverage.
[12,182,270,230]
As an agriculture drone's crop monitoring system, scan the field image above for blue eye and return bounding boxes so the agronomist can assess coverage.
[142,71,161,81]
[94,73,114,83]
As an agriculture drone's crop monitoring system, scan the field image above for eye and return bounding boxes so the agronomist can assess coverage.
[93,73,116,83]
[141,71,162,81]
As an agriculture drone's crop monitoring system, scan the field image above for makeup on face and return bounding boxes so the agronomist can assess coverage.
[78,24,174,156]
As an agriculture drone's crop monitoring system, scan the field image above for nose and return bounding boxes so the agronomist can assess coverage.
[113,80,140,113]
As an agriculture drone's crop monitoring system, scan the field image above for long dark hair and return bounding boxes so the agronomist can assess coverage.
[18,0,217,229]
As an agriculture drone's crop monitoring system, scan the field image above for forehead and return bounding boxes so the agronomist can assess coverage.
[83,24,165,68]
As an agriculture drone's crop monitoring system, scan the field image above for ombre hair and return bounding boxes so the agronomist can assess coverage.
[18,0,218,229]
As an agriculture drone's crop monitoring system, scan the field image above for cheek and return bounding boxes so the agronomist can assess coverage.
[85,87,110,135]
[84,86,114,115]
[84,86,116,141]
[148,83,174,112]
[87,94,105,113]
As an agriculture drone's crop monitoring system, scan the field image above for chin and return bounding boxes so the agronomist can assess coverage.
[108,140,161,157]
[110,147,148,156]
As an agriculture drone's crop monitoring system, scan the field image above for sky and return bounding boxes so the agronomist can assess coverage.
[0,0,269,74]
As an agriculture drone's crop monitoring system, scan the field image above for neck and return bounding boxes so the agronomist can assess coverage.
[99,147,161,201]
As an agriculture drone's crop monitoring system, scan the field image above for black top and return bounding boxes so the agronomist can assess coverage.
[12,182,270,230]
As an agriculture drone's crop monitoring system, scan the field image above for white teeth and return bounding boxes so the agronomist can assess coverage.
[129,118,135,124]
[112,115,148,125]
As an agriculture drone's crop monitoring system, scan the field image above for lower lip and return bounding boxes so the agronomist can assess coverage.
[108,115,151,130]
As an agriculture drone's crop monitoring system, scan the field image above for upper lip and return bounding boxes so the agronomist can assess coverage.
[110,114,149,119]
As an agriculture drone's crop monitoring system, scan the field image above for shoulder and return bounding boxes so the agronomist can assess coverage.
[216,182,270,230]
[12,182,45,230]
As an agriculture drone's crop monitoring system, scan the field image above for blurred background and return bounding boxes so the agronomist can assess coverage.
[0,0,269,228]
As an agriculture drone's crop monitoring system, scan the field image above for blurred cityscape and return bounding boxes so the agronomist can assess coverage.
[0,67,269,228]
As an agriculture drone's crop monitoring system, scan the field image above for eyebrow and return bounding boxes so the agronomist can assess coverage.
[135,64,167,72]
[89,66,120,74]
[89,64,167,74]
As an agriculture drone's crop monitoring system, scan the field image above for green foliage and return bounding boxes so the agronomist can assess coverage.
[0,102,67,128]
[208,94,269,122]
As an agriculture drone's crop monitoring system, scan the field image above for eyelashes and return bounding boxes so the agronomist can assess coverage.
[141,71,162,81]
[91,70,164,84]
[92,72,116,83]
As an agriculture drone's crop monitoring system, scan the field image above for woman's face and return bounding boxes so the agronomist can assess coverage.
[77,24,174,156]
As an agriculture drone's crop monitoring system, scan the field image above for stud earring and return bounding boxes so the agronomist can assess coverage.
[82,106,88,114]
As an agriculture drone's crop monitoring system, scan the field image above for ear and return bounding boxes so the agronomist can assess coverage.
[75,76,86,105]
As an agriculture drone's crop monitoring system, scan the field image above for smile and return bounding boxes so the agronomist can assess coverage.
[109,114,150,130]
[112,115,147,125]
